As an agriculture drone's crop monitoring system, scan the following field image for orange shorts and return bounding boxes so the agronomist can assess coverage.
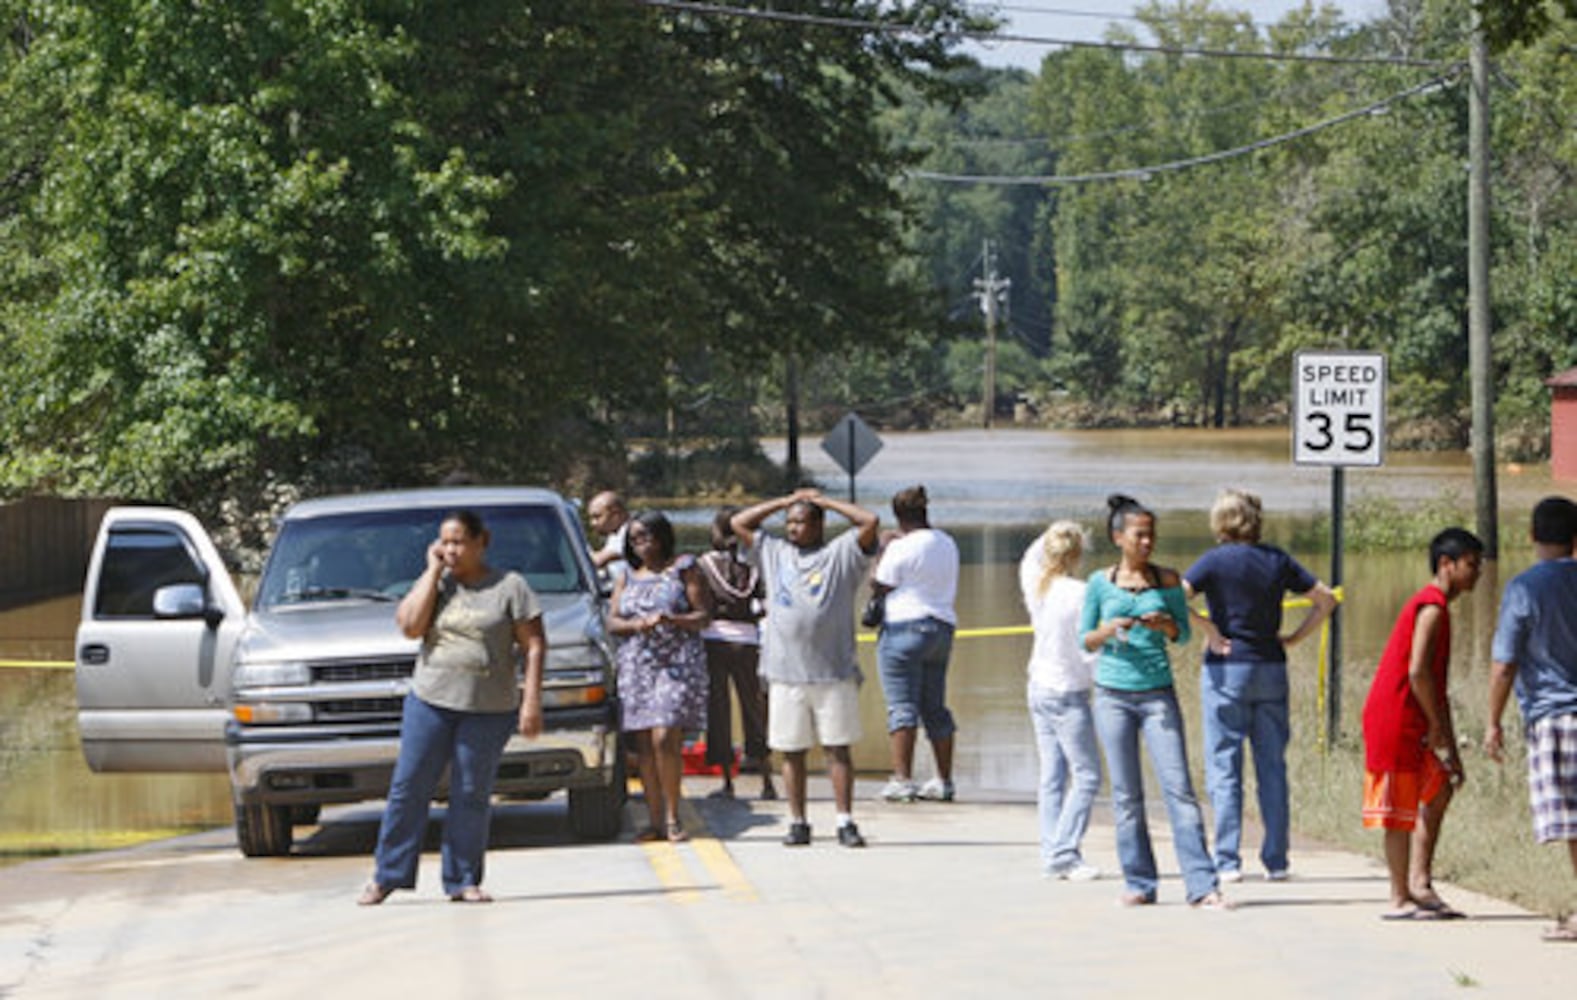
[1362,754,1450,831]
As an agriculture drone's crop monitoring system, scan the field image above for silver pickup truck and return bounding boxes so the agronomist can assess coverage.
[73,486,625,857]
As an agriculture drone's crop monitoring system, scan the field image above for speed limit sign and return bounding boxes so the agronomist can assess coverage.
[1293,351,1386,467]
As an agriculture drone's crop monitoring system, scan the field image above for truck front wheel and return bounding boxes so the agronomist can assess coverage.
[567,754,627,840]
[235,803,294,857]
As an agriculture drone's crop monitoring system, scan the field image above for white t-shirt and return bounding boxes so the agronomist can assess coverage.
[875,528,958,626]
[1019,543,1096,693]
[597,522,628,582]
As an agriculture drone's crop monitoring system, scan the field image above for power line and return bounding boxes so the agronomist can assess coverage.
[908,66,1463,187]
[632,0,1449,68]
[968,2,1289,34]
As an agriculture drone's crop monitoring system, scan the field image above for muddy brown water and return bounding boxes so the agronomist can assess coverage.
[1,428,1559,844]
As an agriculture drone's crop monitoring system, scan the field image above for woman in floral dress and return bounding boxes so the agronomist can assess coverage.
[607,511,711,841]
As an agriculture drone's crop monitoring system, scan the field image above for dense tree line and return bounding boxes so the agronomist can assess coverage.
[0,1,980,524]
[4,1,1576,526]
[861,0,1575,453]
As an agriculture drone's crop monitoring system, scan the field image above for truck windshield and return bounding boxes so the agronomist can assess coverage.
[255,504,588,609]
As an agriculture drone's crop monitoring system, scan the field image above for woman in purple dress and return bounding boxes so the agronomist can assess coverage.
[607,511,711,841]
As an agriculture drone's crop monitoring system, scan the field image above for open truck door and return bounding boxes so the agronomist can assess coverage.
[75,507,244,772]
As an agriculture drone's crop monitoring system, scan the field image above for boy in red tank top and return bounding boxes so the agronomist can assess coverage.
[1361,527,1484,921]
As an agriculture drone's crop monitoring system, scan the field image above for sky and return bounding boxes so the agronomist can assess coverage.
[964,1,1390,69]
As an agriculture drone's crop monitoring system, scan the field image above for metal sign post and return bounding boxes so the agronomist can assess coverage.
[1294,350,1386,748]
[821,412,883,503]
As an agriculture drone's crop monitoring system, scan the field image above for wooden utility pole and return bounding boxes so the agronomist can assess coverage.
[974,240,1010,430]
[1468,14,1498,557]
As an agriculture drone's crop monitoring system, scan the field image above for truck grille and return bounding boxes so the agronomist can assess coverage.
[317,697,405,722]
[313,658,414,683]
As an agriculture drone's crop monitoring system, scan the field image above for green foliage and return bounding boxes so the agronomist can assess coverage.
[0,2,978,519]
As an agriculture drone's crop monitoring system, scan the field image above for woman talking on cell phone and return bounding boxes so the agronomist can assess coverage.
[1081,494,1227,911]
[359,509,546,906]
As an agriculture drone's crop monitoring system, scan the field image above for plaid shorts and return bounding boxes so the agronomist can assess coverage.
[1528,712,1577,844]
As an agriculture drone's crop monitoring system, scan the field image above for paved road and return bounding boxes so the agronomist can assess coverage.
[1,776,1569,998]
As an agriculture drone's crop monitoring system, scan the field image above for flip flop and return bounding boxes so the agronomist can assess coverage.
[449,886,493,903]
[1541,923,1577,943]
[356,882,394,907]
[634,828,664,843]
[1415,898,1467,919]
[1381,907,1442,921]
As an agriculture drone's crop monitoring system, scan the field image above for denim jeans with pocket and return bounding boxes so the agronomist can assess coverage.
[373,692,517,896]
[1200,659,1291,875]
[876,617,957,738]
[1092,685,1218,903]
[1028,683,1102,872]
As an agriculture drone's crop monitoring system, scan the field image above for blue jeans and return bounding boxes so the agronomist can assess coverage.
[876,617,957,738]
[373,693,517,896]
[1200,660,1291,874]
[1028,684,1102,872]
[1092,685,1218,903]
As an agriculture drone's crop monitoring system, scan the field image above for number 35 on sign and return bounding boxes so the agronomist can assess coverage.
[1293,351,1386,467]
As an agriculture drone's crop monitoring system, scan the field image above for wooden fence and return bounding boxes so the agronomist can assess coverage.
[0,497,116,610]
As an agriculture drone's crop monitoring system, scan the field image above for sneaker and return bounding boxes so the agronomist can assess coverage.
[1266,868,1291,882]
[879,776,918,802]
[1059,861,1101,882]
[836,822,867,848]
[916,777,955,802]
[1217,868,1244,884]
[782,821,812,847]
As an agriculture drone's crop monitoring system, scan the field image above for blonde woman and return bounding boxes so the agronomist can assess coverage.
[1183,489,1336,882]
[1019,521,1101,880]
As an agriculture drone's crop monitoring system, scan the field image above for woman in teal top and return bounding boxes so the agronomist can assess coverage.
[1081,494,1227,909]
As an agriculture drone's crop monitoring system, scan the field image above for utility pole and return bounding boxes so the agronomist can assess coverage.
[785,352,802,487]
[974,240,1010,430]
[1468,13,1498,557]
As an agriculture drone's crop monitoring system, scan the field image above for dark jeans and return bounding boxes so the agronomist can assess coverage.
[373,693,516,896]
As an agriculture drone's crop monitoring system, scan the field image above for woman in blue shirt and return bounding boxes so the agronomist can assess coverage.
[1081,494,1226,909]
[1184,488,1336,883]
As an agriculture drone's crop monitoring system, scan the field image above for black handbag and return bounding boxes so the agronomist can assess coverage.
[860,590,886,629]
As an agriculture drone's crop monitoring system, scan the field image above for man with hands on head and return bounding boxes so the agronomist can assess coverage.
[732,489,880,848]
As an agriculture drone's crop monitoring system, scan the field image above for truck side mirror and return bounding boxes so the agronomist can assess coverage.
[152,583,216,624]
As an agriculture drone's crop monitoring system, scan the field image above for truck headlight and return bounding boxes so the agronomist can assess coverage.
[545,644,608,672]
[233,661,312,688]
[232,702,314,724]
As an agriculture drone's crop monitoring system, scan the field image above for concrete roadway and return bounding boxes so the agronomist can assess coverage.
[1,776,1570,999]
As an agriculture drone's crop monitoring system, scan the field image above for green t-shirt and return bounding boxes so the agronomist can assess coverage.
[412,569,541,713]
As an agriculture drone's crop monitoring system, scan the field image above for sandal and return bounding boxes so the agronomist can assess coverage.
[1541,921,1577,943]
[356,882,394,907]
[1118,891,1156,907]
[1191,891,1235,911]
[449,886,493,903]
[666,821,689,843]
[635,828,664,843]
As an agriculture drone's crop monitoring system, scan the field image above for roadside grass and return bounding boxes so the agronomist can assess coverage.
[0,829,207,867]
[1169,638,1572,919]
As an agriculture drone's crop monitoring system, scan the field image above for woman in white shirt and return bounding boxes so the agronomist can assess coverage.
[1019,520,1101,880]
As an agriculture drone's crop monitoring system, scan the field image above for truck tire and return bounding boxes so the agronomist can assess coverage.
[567,754,627,840]
[235,803,294,857]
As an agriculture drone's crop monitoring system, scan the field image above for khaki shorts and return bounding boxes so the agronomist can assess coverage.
[768,679,863,752]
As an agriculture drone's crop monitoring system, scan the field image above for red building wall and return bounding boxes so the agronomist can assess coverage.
[1554,386,1577,482]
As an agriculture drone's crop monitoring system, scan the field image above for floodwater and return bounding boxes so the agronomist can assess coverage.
[1,427,1561,848]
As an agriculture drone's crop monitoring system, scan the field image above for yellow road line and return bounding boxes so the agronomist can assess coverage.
[638,837,701,904]
[680,800,756,903]
[629,782,757,904]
